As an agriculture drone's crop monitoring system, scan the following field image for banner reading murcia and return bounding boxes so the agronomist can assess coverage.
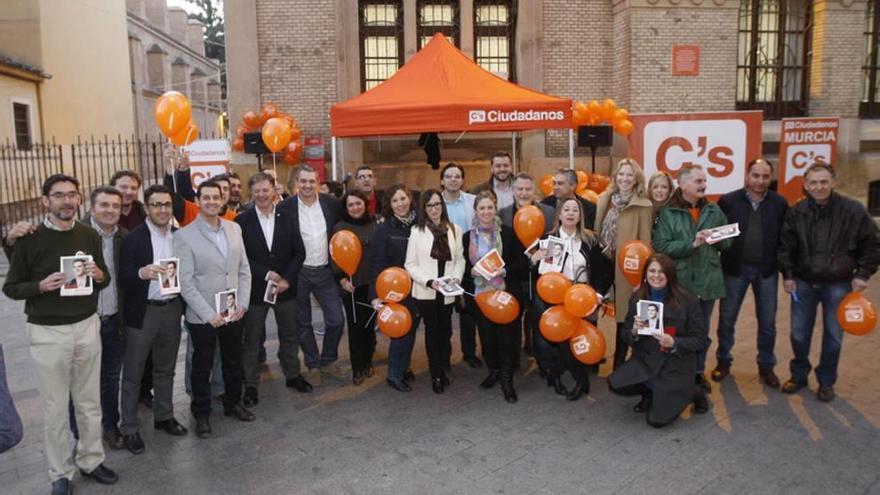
[778,117,838,205]
[628,111,763,198]
[183,139,230,187]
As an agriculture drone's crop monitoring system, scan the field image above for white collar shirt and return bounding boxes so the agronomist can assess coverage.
[559,229,587,283]
[299,198,328,266]
[257,205,276,250]
[147,218,175,301]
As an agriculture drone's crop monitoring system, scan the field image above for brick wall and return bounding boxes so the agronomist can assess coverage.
[809,2,865,118]
[256,0,338,142]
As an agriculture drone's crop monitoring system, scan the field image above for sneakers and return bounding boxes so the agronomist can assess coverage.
[320,362,350,379]
[305,368,322,386]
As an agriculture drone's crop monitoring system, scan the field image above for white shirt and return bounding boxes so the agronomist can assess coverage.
[257,205,276,249]
[559,229,588,283]
[298,198,328,266]
[493,178,515,210]
[146,218,175,301]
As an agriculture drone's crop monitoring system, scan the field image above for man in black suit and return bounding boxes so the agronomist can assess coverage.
[118,185,188,455]
[237,172,312,406]
[278,165,346,386]
[540,168,597,229]
[353,165,384,216]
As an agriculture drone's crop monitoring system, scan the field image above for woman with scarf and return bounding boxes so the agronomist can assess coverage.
[529,197,614,401]
[462,191,527,403]
[369,185,421,392]
[332,190,377,385]
[608,253,710,426]
[595,159,654,370]
[405,189,465,394]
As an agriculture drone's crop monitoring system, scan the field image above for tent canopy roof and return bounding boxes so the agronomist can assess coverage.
[330,33,572,137]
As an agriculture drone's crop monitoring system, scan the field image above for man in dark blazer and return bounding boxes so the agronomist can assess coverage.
[278,164,346,386]
[237,172,312,407]
[353,165,384,216]
[118,185,188,454]
[540,168,596,229]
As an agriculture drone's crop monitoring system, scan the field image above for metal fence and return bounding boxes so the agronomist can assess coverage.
[0,139,64,238]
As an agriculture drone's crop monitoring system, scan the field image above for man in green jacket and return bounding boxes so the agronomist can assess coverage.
[653,164,732,393]
[2,174,119,495]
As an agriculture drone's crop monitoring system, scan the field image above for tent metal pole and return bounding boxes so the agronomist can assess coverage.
[512,132,517,172]
[568,128,574,169]
[331,136,338,181]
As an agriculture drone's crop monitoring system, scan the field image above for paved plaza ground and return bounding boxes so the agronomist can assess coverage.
[1,256,879,495]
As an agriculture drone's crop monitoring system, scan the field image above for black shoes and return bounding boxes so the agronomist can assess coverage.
[817,385,836,402]
[243,386,259,406]
[51,478,71,495]
[480,370,500,389]
[500,370,517,403]
[546,372,568,396]
[352,370,366,385]
[195,416,212,438]
[103,427,124,450]
[224,403,256,422]
[154,418,188,436]
[123,433,145,455]
[759,367,781,388]
[286,375,313,393]
[387,378,412,392]
[463,355,483,368]
[633,395,652,413]
[79,464,118,484]
[693,391,709,414]
[696,373,712,393]
[431,377,444,394]
[566,379,590,401]
[440,371,450,387]
[403,369,415,382]
[711,362,731,382]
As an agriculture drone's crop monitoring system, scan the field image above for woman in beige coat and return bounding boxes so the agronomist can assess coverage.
[595,159,654,370]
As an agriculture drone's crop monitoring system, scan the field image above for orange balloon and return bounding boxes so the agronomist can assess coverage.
[376,267,412,303]
[154,91,192,137]
[260,102,279,124]
[475,290,521,324]
[612,108,630,125]
[587,100,601,116]
[569,320,606,365]
[290,126,303,142]
[232,137,244,152]
[539,305,578,343]
[615,120,634,136]
[600,98,617,122]
[377,303,412,338]
[235,125,249,139]
[574,101,589,116]
[836,292,877,336]
[588,174,611,194]
[564,284,598,318]
[169,120,198,146]
[261,117,292,153]
[242,110,261,128]
[330,229,362,277]
[618,240,653,286]
[283,149,301,165]
[513,205,545,248]
[579,189,598,204]
[540,175,553,197]
[537,272,572,305]
[576,170,590,194]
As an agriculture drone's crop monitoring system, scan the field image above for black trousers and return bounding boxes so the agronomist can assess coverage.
[474,309,519,372]
[415,298,453,378]
[188,320,244,417]
[342,285,377,373]
[457,303,478,359]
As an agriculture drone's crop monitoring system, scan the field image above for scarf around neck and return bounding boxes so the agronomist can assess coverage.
[600,191,631,259]
[468,217,505,293]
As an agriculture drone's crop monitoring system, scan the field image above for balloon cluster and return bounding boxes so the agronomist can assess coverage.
[538,171,611,204]
[375,267,414,338]
[571,99,633,136]
[154,91,199,146]
[535,273,605,365]
[231,102,303,165]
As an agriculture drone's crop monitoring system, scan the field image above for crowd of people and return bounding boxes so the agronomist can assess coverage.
[1,150,878,495]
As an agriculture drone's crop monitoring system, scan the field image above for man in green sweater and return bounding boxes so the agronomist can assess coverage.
[2,174,119,495]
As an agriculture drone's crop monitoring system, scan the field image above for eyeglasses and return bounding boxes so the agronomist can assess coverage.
[425,202,443,209]
[147,202,173,209]
[48,192,79,200]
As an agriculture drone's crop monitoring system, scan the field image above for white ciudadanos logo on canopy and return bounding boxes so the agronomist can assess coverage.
[468,109,566,125]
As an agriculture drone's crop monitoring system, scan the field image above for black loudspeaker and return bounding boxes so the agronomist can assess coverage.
[244,131,269,154]
[578,125,613,148]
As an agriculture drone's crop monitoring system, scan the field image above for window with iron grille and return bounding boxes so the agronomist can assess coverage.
[474,0,517,82]
[418,1,460,49]
[861,0,880,117]
[359,0,404,92]
[736,0,812,120]
[13,102,32,150]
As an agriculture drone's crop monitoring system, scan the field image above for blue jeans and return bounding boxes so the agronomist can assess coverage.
[716,265,778,368]
[0,345,23,453]
[789,279,849,387]
[387,301,421,382]
[70,314,124,435]
[695,299,716,374]
[297,266,345,369]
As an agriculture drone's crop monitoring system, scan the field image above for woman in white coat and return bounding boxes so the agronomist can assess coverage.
[405,188,465,394]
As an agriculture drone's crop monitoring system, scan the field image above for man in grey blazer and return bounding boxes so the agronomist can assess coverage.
[174,179,254,439]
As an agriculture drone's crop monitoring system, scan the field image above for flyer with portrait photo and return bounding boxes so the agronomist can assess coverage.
[157,257,181,295]
[215,289,238,322]
[264,280,279,305]
[59,254,94,297]
[474,248,505,279]
[637,299,664,336]
[435,276,464,297]
[705,222,740,245]
[538,236,567,273]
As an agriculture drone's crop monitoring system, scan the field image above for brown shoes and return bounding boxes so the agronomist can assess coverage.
[781,378,806,394]
[710,362,731,382]
[758,367,780,388]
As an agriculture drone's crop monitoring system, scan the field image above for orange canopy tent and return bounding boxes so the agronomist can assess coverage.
[328,33,575,178]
